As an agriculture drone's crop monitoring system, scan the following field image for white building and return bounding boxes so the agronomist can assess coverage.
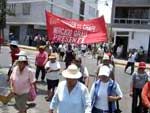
[111,0,150,58]
[98,0,113,24]
[5,0,98,44]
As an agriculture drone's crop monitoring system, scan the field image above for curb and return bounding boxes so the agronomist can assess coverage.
[19,45,37,51]
[3,44,150,68]
[4,43,37,51]
[114,59,150,69]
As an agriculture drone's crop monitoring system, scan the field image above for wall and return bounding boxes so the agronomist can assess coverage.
[19,25,27,44]
[128,32,150,51]
[4,25,10,42]
[7,1,48,25]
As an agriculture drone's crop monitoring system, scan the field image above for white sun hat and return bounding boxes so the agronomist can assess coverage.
[17,56,28,62]
[98,65,110,77]
[10,41,18,46]
[16,51,27,56]
[62,64,82,79]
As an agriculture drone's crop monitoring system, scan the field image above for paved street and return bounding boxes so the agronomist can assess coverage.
[0,46,133,113]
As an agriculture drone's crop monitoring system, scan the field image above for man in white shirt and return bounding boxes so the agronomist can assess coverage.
[97,54,115,80]
[81,44,87,56]
[97,46,104,65]
[58,44,66,61]
[75,57,89,87]
[45,53,61,101]
[49,64,91,113]
[116,45,123,58]
[124,51,137,75]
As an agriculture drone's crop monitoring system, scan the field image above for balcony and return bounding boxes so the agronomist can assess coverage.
[114,18,150,25]
[114,0,150,6]
[112,18,150,29]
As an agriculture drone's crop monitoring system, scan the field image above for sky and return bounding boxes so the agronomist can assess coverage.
[98,0,113,24]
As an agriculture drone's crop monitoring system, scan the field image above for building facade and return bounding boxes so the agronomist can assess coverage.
[5,0,98,44]
[111,0,150,58]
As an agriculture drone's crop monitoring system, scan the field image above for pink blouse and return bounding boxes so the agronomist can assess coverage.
[10,66,36,95]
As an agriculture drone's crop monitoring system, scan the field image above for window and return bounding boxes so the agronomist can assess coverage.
[65,0,73,6]
[128,8,149,19]
[62,9,72,18]
[80,0,85,15]
[7,3,16,14]
[89,6,96,16]
[79,0,85,20]
[115,7,149,19]
[22,3,31,15]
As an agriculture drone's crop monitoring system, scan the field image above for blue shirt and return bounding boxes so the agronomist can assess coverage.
[50,81,91,113]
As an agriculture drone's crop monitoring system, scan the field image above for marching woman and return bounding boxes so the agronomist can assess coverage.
[141,73,150,113]
[90,66,123,113]
[45,53,61,101]
[130,62,148,113]
[49,64,91,113]
[10,56,36,113]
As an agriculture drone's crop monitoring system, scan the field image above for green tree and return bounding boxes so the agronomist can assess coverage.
[0,0,15,43]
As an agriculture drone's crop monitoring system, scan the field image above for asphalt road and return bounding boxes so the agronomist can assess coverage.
[0,46,133,113]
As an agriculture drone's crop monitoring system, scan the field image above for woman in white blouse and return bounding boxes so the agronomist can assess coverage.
[49,64,91,113]
[90,66,123,113]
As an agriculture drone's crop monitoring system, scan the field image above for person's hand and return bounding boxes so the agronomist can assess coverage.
[129,92,133,97]
[108,96,116,102]
[47,69,52,73]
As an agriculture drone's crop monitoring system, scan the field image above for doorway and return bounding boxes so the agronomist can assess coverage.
[9,25,20,41]
[115,36,128,59]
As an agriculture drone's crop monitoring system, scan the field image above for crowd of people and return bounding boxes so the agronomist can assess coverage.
[2,40,150,113]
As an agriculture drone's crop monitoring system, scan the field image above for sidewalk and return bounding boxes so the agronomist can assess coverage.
[4,44,150,69]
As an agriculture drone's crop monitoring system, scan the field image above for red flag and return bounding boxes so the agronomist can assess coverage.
[45,11,108,44]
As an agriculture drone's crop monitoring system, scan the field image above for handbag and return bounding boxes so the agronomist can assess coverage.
[28,85,36,101]
[114,100,122,113]
[108,81,122,113]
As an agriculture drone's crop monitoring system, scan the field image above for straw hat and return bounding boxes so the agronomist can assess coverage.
[49,53,57,59]
[39,45,45,49]
[62,64,82,79]
[10,41,18,46]
[98,66,110,77]
[17,56,28,62]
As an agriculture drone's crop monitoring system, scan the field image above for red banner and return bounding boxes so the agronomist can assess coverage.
[45,11,108,44]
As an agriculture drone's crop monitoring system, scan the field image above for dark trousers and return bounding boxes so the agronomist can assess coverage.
[65,61,71,69]
[124,62,134,75]
[132,88,148,113]
[92,107,109,113]
[35,66,45,80]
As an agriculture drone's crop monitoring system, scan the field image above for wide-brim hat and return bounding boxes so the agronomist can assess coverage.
[62,64,82,79]
[39,45,45,49]
[17,56,28,62]
[10,41,18,46]
[49,53,57,59]
[98,65,110,77]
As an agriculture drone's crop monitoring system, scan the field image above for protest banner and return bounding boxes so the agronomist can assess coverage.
[45,11,107,44]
